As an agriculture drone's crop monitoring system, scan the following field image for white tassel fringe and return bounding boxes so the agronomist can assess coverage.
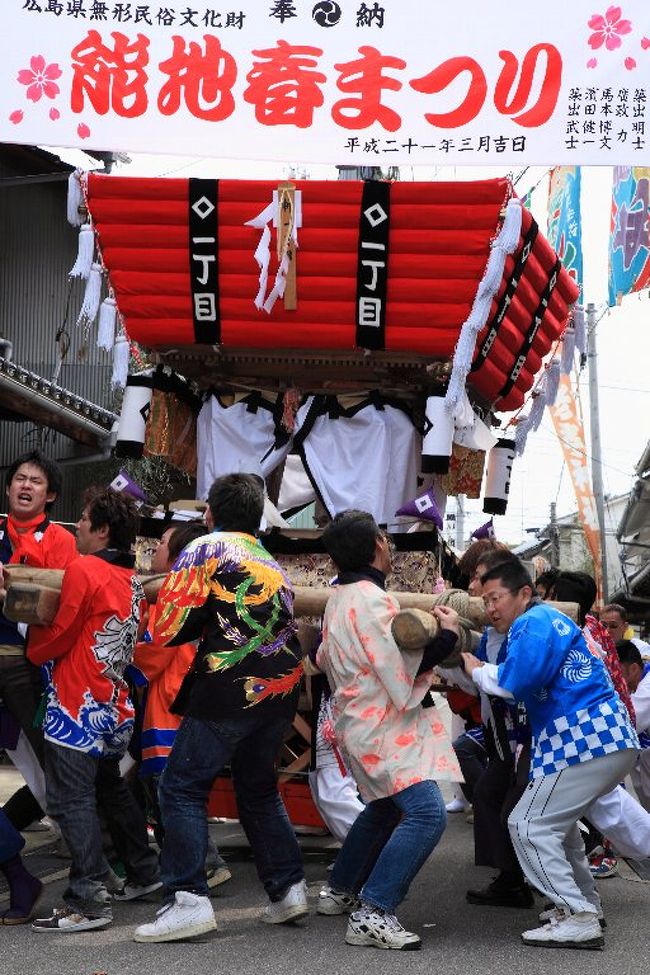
[69,224,94,279]
[515,415,533,456]
[561,323,576,374]
[445,198,523,410]
[546,357,561,406]
[67,169,84,227]
[573,305,586,356]
[111,334,130,388]
[529,388,547,433]
[76,262,102,328]
[97,296,117,350]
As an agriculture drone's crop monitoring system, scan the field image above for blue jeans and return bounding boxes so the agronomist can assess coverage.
[45,741,160,917]
[159,712,304,903]
[330,780,447,914]
[0,808,25,864]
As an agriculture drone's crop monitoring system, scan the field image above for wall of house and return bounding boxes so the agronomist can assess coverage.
[0,155,117,520]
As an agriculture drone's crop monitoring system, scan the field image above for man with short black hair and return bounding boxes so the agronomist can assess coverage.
[617,639,650,811]
[134,473,306,944]
[463,548,534,910]
[0,450,78,831]
[315,509,460,951]
[27,487,160,932]
[600,603,629,642]
[462,559,639,950]
[603,604,650,658]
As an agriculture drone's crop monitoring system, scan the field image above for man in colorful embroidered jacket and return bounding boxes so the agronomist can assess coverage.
[462,558,638,951]
[27,488,160,933]
[132,522,231,888]
[0,450,78,831]
[134,473,306,945]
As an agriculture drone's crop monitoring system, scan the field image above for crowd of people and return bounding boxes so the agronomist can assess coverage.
[0,449,648,951]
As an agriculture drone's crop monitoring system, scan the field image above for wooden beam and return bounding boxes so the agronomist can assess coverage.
[3,564,580,629]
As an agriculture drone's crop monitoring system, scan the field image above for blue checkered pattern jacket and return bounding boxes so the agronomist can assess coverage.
[497,604,639,779]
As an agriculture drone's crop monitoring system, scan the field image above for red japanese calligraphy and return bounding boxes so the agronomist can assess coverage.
[70,30,149,118]
[332,46,405,132]
[158,35,237,121]
[493,44,562,127]
[410,45,562,130]
[410,56,487,128]
[244,39,326,127]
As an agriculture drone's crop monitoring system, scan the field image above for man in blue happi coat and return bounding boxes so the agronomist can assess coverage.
[462,559,638,951]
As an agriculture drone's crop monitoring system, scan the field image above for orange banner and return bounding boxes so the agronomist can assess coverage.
[548,374,603,602]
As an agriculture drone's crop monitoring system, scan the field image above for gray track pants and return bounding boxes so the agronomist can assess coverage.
[508,749,638,915]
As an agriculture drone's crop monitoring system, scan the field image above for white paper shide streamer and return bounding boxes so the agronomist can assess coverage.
[245,191,302,314]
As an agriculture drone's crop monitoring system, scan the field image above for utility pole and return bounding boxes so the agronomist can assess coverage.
[455,494,465,552]
[550,501,560,566]
[587,301,609,599]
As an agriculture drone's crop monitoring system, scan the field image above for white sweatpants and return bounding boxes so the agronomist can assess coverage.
[588,784,650,859]
[308,767,364,844]
[630,751,650,813]
[508,749,638,915]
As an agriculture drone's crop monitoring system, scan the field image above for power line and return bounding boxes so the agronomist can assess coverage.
[538,420,640,480]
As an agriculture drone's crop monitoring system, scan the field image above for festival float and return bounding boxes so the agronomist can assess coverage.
[51,167,580,824]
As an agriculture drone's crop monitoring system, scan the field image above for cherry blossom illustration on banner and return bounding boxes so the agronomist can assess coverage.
[18,55,62,102]
[11,52,62,128]
[585,5,635,68]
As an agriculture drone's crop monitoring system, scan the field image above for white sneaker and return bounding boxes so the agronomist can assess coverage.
[345,907,421,950]
[522,910,604,949]
[317,885,360,916]
[262,880,309,924]
[114,880,162,901]
[539,905,605,926]
[133,891,217,943]
[32,907,112,933]
[445,797,469,813]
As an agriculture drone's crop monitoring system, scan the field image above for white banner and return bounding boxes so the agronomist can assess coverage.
[2,0,649,165]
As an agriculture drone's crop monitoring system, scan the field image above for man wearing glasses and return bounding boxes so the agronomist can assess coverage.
[462,559,639,951]
[601,603,650,658]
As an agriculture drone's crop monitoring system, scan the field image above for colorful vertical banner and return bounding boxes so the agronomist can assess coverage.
[547,166,583,300]
[550,375,603,599]
[546,166,602,599]
[608,167,650,306]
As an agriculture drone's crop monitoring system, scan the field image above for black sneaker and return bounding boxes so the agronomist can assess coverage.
[32,906,112,932]
[467,876,534,908]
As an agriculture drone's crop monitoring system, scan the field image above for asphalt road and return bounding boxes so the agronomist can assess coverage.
[1,813,648,975]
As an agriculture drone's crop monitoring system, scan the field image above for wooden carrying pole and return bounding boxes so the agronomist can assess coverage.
[277,182,297,310]
[3,566,578,629]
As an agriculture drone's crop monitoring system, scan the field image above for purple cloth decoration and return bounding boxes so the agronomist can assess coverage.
[395,487,443,529]
[471,519,496,540]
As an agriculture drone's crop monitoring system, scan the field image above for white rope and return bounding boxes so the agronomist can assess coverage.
[445,198,523,410]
